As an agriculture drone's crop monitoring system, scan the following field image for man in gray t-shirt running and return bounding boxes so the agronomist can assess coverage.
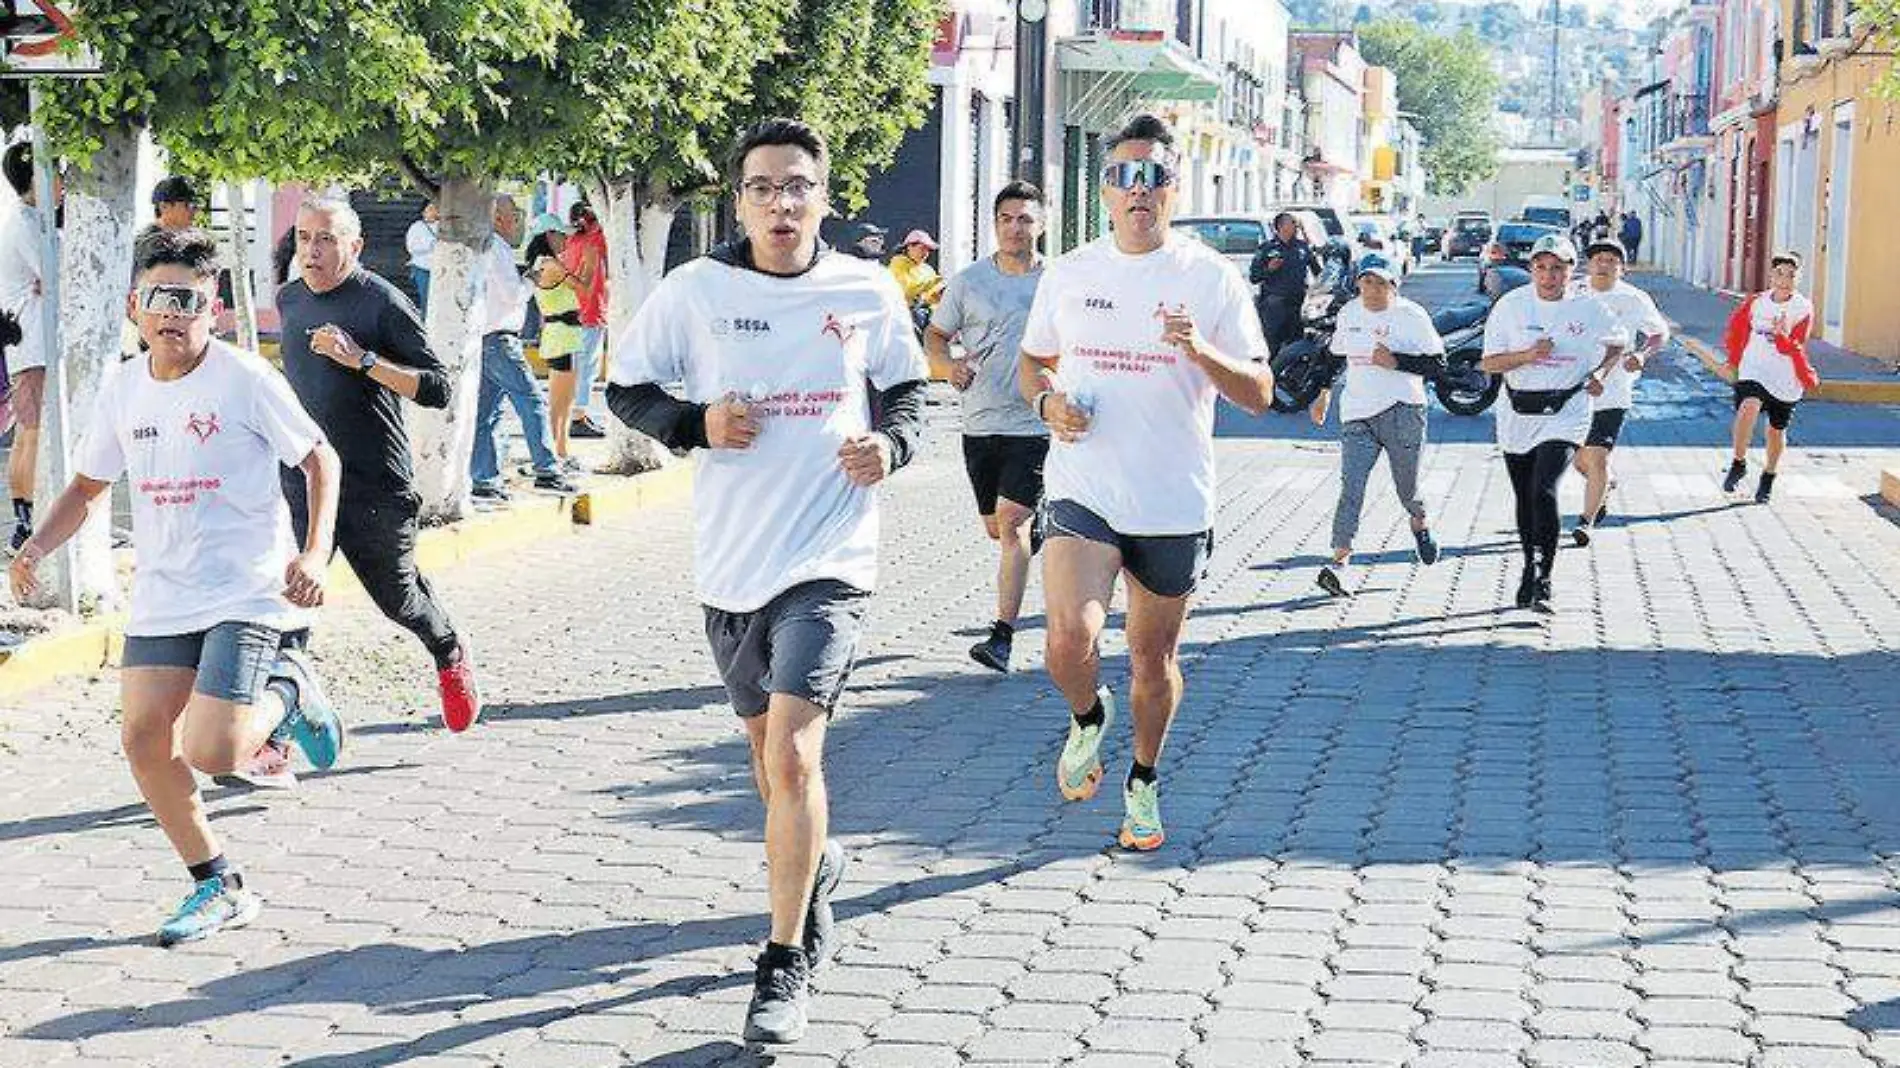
[926,181,1051,673]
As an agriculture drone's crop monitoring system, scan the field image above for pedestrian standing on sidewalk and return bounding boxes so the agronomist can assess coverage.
[526,215,583,470]
[275,197,483,734]
[1,141,58,556]
[605,118,929,1045]
[1720,251,1817,504]
[8,228,346,945]
[405,201,438,309]
[468,194,576,502]
[925,180,1049,673]
[560,201,609,441]
[1569,236,1668,545]
[1480,233,1623,615]
[1314,253,1444,599]
[1251,211,1314,358]
[1619,212,1643,264]
[1019,113,1271,853]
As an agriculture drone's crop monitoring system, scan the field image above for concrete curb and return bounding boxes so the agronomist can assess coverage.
[1884,469,1900,510]
[1675,330,1900,405]
[0,461,694,699]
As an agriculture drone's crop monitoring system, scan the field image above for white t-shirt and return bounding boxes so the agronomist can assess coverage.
[0,203,47,373]
[1330,296,1443,423]
[1483,286,1620,454]
[1020,232,1267,535]
[1571,279,1667,410]
[479,234,532,336]
[75,341,325,637]
[610,250,927,613]
[1737,290,1814,403]
[405,219,437,270]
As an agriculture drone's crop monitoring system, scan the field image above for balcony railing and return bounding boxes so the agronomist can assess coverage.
[1087,0,1174,34]
[1664,94,1712,143]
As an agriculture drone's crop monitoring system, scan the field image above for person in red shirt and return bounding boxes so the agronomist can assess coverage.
[558,202,610,439]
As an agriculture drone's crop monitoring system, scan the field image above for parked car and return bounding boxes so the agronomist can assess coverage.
[1476,220,1563,293]
[1443,212,1492,259]
[1172,212,1341,323]
[1520,195,1573,230]
[1421,218,1449,256]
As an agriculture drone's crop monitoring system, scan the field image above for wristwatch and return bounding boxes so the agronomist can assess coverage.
[358,351,379,374]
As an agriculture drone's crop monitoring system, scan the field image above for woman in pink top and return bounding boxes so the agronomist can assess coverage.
[559,201,610,438]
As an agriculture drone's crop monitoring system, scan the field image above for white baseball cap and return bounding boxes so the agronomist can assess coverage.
[1530,234,1578,263]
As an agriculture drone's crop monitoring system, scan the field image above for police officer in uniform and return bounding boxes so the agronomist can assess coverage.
[1250,212,1315,357]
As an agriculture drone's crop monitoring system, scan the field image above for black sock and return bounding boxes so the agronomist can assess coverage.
[764,940,804,962]
[187,855,233,885]
[1127,761,1157,788]
[991,620,1014,640]
[432,644,461,671]
[1073,695,1105,728]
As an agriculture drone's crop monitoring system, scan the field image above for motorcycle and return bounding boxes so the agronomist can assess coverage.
[1266,252,1356,413]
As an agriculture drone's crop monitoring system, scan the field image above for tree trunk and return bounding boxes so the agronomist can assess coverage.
[35,121,140,612]
[592,175,677,475]
[221,181,260,352]
[408,175,493,523]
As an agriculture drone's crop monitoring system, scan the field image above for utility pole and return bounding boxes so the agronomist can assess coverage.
[1550,0,1561,143]
[1012,0,1049,184]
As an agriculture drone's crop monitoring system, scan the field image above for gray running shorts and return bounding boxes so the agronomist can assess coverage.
[121,621,285,704]
[703,579,872,718]
[1045,498,1213,599]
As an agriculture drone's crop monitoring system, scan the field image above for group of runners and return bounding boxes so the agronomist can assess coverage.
[5,110,1823,1047]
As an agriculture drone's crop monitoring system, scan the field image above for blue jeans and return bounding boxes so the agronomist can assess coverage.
[471,331,559,489]
[409,267,431,311]
[573,325,604,414]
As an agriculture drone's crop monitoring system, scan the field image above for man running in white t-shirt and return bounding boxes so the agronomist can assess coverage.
[1568,236,1667,545]
[1315,253,1445,599]
[606,119,929,1045]
[1720,251,1818,504]
[926,180,1050,673]
[8,229,346,946]
[1018,113,1272,852]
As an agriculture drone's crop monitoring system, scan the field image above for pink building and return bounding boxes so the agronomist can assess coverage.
[1710,0,1777,293]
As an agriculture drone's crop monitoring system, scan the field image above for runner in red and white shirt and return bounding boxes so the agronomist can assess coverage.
[1720,251,1817,503]
[1018,113,1271,854]
[8,229,344,947]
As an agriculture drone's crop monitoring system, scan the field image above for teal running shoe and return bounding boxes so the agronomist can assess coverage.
[1057,687,1114,802]
[269,648,345,770]
[157,875,261,947]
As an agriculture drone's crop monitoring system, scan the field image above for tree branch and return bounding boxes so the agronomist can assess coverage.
[398,155,442,201]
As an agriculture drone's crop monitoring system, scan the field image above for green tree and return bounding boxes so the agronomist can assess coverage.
[1864,0,1900,98]
[1358,18,1502,195]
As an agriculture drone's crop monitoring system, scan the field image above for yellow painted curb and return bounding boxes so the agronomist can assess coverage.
[1676,329,1900,405]
[0,462,694,699]
[1882,469,1900,510]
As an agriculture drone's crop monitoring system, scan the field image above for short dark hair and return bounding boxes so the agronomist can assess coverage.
[1271,211,1296,230]
[133,227,221,281]
[152,175,199,208]
[1105,113,1175,156]
[1771,250,1802,271]
[3,142,33,197]
[728,118,830,187]
[993,181,1044,215]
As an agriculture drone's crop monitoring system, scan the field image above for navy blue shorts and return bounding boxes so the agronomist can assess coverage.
[1045,499,1212,599]
[121,621,286,704]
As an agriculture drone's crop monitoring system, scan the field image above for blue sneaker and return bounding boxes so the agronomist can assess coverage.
[268,649,345,770]
[157,875,261,947]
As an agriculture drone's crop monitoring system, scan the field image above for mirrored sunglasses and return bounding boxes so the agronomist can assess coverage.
[1101,160,1174,191]
[138,284,212,317]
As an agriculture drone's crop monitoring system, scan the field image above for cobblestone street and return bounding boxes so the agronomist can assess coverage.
[5,266,1900,1067]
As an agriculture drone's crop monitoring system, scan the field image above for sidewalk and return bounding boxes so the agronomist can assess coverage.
[1632,269,1900,404]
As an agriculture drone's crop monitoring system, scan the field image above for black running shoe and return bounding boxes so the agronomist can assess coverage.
[1514,568,1537,609]
[1413,528,1440,566]
[4,523,27,557]
[1755,472,1776,503]
[803,838,847,967]
[969,625,1012,673]
[743,944,811,1045]
[533,471,580,495]
[569,416,607,440]
[1531,578,1555,616]
[1571,523,1592,548]
[1722,458,1747,493]
[1316,565,1351,598]
[471,484,511,504]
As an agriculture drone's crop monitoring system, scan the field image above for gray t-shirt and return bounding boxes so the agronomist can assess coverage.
[932,256,1048,438]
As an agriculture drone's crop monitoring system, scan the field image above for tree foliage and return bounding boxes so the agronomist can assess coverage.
[1865,0,1900,99]
[1358,18,1502,196]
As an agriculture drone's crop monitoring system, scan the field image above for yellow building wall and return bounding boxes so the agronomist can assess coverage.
[1773,54,1900,363]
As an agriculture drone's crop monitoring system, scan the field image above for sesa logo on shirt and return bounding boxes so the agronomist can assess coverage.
[1084,297,1116,312]
[710,317,773,341]
[185,412,221,444]
[1563,320,1587,338]
[132,426,159,442]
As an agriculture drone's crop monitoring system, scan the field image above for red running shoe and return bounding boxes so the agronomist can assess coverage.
[437,647,482,732]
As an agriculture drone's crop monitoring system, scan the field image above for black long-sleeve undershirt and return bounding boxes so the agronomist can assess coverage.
[608,378,928,472]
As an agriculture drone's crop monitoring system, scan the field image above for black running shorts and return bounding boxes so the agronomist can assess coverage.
[703,580,871,718]
[1045,499,1213,599]
[962,434,1050,516]
[1734,379,1796,430]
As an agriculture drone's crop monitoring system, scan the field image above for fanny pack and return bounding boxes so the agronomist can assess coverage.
[1505,381,1585,415]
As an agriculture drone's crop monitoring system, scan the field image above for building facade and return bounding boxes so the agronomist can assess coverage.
[1289,30,1366,212]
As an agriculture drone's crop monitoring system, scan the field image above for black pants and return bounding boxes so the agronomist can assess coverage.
[1504,441,1576,577]
[1257,295,1302,357]
[285,481,461,669]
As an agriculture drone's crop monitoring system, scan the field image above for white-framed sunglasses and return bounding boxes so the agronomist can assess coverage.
[138,283,213,317]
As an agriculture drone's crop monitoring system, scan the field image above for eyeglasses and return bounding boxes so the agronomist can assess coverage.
[1101,160,1174,191]
[739,176,820,206]
[138,283,212,317]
